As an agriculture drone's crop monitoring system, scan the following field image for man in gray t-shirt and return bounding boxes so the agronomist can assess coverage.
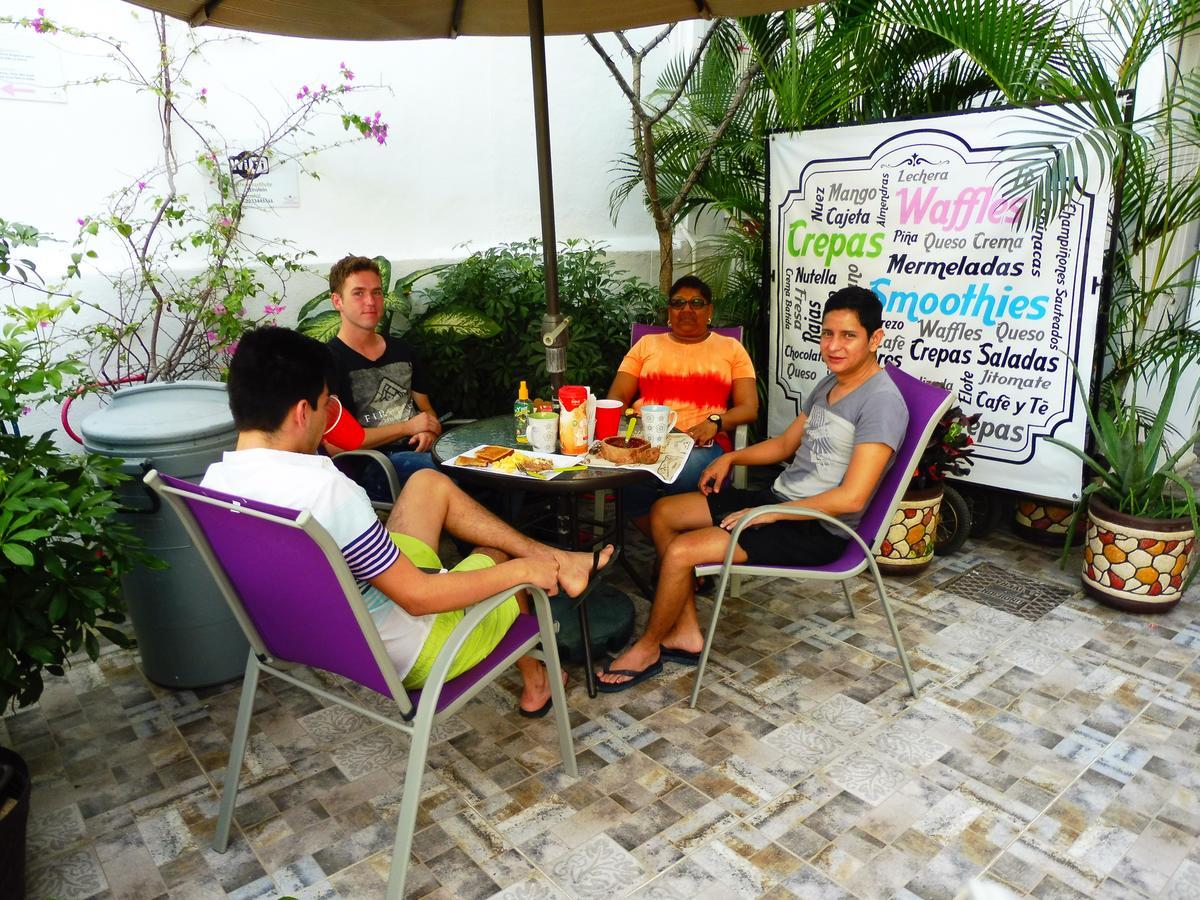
[774,369,908,534]
[597,287,908,692]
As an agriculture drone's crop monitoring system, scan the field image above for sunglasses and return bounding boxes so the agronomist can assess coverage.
[667,297,710,310]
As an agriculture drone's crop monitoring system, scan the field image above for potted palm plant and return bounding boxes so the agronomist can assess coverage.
[877,405,979,572]
[978,0,1200,568]
[1049,362,1197,611]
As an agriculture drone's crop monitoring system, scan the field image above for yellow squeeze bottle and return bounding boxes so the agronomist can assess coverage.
[514,380,532,444]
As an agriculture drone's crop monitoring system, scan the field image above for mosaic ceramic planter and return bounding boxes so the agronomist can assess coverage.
[876,484,942,573]
[1082,495,1195,613]
[1013,495,1085,546]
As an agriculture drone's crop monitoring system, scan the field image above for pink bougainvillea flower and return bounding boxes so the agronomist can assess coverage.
[213,303,226,315]
[77,217,86,226]
[205,330,218,343]
[137,181,146,190]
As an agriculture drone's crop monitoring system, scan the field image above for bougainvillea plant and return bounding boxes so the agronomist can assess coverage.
[3,8,389,384]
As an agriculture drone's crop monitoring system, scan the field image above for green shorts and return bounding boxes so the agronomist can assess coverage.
[391,533,520,690]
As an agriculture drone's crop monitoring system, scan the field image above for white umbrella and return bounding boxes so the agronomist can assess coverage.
[123,0,813,384]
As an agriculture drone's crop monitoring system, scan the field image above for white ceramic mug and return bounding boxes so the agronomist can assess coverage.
[527,411,558,453]
[640,404,678,447]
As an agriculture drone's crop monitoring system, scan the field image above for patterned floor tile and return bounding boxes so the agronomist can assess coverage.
[6,520,1200,899]
[549,833,647,899]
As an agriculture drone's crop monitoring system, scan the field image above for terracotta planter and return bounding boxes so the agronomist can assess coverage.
[1082,495,1195,613]
[1014,495,1086,546]
[876,484,942,573]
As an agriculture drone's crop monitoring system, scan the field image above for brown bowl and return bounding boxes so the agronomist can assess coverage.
[600,436,660,465]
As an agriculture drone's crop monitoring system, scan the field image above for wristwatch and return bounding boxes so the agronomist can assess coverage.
[707,414,723,430]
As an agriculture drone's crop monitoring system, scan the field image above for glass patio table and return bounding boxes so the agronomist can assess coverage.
[433,415,657,695]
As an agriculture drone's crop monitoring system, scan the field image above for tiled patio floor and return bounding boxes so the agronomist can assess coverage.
[5,518,1199,900]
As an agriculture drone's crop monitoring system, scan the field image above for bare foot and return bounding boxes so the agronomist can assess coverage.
[517,659,566,714]
[596,639,660,687]
[659,627,704,656]
[554,544,614,597]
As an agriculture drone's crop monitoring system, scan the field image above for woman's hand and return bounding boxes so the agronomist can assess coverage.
[686,418,720,447]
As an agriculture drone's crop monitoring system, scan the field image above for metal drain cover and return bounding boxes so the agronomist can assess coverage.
[937,562,1075,621]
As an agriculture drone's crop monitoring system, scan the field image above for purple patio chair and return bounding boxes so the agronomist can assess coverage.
[145,471,575,900]
[690,365,952,705]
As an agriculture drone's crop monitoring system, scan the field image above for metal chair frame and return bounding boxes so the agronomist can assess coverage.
[144,470,575,899]
[689,366,952,707]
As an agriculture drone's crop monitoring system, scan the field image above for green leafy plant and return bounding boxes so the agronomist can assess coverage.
[0,299,158,712]
[0,218,45,287]
[912,406,981,489]
[408,240,660,418]
[994,0,1200,404]
[294,256,501,343]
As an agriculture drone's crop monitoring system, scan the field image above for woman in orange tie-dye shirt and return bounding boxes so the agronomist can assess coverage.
[607,276,758,523]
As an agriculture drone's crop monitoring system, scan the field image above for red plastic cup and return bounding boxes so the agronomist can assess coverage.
[323,395,365,450]
[594,399,623,440]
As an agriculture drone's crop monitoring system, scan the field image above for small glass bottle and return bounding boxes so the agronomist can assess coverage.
[514,380,532,444]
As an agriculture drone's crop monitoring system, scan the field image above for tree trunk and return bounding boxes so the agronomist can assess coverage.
[657,226,674,295]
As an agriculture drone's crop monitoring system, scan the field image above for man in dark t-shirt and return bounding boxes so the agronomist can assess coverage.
[325,256,441,499]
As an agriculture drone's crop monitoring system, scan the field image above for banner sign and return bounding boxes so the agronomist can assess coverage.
[768,106,1114,502]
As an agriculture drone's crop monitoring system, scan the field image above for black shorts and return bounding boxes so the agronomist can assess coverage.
[706,487,848,567]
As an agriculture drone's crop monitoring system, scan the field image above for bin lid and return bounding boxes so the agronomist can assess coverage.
[81,381,235,449]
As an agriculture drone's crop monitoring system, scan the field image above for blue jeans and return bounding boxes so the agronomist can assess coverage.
[357,449,438,502]
[622,443,725,518]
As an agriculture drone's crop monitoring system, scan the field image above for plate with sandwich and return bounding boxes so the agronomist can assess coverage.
[445,444,586,480]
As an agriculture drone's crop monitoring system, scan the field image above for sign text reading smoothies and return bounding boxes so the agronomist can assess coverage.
[769,108,1113,501]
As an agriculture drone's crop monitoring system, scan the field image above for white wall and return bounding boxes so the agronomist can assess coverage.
[1,0,693,440]
[0,0,675,261]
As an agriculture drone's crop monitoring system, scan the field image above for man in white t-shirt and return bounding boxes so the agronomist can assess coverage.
[202,327,612,717]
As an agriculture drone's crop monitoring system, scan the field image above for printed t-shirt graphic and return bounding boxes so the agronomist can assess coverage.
[327,336,427,433]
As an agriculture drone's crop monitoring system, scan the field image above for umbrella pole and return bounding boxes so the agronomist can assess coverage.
[528,0,567,391]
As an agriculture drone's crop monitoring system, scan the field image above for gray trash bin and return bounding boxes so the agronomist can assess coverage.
[81,381,249,688]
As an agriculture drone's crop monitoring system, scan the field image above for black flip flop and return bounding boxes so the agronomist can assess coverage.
[571,544,619,605]
[595,657,664,693]
[659,645,702,666]
[518,696,553,718]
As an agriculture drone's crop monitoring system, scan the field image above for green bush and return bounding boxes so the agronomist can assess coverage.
[410,240,661,418]
[0,287,157,711]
